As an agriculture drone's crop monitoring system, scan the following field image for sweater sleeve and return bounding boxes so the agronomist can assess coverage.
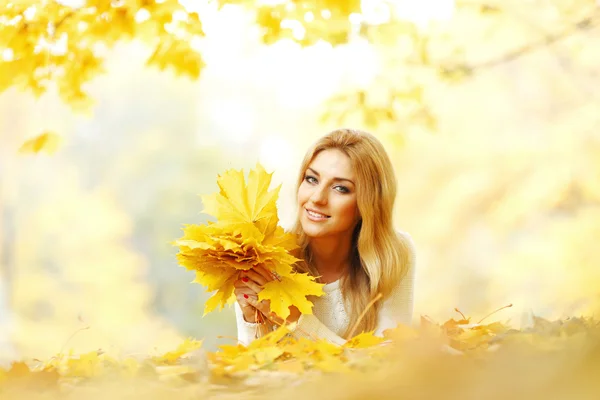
[289,313,347,346]
[374,231,417,336]
[234,302,260,346]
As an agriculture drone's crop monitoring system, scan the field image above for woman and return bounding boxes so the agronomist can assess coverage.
[233,128,416,346]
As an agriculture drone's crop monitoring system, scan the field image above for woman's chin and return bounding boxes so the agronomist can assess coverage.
[301,221,326,238]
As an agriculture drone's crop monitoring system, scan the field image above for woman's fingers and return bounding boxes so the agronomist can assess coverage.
[246,297,269,315]
[233,286,256,296]
[253,266,279,282]
[241,266,280,285]
[238,267,281,297]
[241,269,268,286]
[235,292,259,323]
[234,280,244,288]
[236,292,257,304]
[241,276,262,294]
[234,287,257,305]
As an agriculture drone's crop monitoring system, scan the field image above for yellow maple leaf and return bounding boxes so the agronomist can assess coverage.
[66,351,103,378]
[281,338,347,372]
[344,331,386,348]
[0,361,59,389]
[202,273,237,315]
[383,323,419,342]
[247,323,295,350]
[152,338,203,366]
[258,273,325,320]
[18,132,62,154]
[201,163,280,225]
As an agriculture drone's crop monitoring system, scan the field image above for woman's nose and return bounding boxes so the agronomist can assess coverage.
[310,186,328,204]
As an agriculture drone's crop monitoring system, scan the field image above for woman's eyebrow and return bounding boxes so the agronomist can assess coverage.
[307,167,355,184]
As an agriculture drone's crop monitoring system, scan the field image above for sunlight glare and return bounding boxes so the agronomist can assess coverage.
[349,13,363,25]
[393,0,455,29]
[1,48,13,61]
[360,1,390,25]
[280,19,306,41]
[259,136,294,171]
[22,6,36,21]
[212,100,256,145]
[135,8,151,23]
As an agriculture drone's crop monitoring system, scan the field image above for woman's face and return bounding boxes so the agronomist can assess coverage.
[297,149,360,239]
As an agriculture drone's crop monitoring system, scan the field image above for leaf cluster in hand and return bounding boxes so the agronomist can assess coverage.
[174,163,324,319]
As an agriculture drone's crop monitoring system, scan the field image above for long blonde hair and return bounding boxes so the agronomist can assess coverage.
[292,128,411,338]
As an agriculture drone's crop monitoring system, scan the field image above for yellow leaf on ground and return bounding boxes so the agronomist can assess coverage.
[66,351,103,377]
[383,323,419,342]
[153,338,203,365]
[344,331,386,348]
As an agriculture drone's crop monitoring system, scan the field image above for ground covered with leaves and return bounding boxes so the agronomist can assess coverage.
[1,313,599,400]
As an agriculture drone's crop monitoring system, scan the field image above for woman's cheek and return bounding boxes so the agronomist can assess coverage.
[340,198,359,224]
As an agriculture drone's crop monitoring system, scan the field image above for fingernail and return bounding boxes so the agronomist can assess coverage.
[242,277,249,282]
[243,294,248,299]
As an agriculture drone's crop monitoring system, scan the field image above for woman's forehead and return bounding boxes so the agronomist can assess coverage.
[308,149,354,178]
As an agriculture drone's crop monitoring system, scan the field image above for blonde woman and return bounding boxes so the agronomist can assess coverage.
[233,129,416,346]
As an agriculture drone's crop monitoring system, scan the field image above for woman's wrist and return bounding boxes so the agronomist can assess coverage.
[242,308,257,323]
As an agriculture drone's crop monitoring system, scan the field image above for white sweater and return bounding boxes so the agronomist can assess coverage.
[234,231,416,346]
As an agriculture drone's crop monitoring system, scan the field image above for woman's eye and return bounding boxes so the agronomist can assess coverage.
[305,175,317,184]
[335,186,349,194]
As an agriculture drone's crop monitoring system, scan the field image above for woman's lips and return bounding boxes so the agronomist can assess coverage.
[306,208,330,221]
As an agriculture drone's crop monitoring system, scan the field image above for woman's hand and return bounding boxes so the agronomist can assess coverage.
[233,266,279,323]
[233,279,260,323]
[237,266,302,325]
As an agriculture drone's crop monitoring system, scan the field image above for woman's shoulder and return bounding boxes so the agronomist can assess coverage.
[395,230,416,255]
[395,229,416,275]
[395,229,414,242]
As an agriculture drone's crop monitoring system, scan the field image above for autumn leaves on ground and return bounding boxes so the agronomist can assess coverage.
[1,313,599,400]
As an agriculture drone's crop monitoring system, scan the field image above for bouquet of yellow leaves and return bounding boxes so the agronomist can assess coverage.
[174,163,324,320]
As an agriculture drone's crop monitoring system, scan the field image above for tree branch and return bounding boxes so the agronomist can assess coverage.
[442,9,600,77]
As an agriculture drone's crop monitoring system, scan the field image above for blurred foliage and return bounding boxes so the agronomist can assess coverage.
[3,0,599,130]
[228,0,362,45]
[0,313,599,399]
[11,164,182,358]
[0,0,204,111]
[17,131,61,153]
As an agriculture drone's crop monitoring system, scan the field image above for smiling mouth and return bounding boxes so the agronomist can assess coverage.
[306,209,330,219]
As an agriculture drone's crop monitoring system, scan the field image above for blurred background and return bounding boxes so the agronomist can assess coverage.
[1,0,599,361]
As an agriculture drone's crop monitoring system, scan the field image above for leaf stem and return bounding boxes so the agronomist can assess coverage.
[59,325,90,354]
[347,293,383,339]
[477,303,513,324]
[454,308,467,320]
